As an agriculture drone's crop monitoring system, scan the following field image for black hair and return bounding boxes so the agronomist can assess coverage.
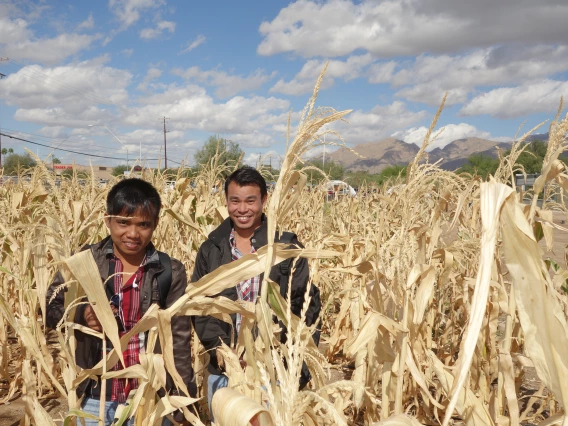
[106,178,161,220]
[224,166,267,199]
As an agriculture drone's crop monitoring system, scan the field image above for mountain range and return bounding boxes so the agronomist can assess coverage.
[323,134,548,174]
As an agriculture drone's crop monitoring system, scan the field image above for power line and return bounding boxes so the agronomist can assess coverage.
[167,158,193,166]
[0,132,159,161]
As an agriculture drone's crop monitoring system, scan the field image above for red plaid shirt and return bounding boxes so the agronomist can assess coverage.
[107,255,146,403]
[230,229,259,333]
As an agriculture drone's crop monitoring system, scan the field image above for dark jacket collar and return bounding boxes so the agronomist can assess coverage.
[208,213,268,248]
[91,235,161,268]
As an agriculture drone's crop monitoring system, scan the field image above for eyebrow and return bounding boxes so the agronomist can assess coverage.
[229,195,258,200]
[113,216,153,224]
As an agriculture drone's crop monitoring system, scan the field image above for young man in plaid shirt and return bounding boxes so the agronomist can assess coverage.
[46,179,195,425]
[192,167,321,417]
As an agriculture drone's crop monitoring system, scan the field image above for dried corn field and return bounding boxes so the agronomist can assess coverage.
[3,77,568,426]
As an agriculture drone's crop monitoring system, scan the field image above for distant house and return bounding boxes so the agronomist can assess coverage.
[514,173,539,191]
[53,164,113,180]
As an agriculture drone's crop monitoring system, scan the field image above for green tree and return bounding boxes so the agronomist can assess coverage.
[344,170,382,189]
[504,139,547,174]
[302,159,344,184]
[1,148,13,166]
[458,153,500,179]
[377,164,407,186]
[112,164,129,177]
[52,157,62,164]
[3,152,36,175]
[194,136,244,171]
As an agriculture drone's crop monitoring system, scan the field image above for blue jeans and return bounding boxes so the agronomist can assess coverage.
[81,397,172,425]
[80,397,134,426]
[207,373,229,421]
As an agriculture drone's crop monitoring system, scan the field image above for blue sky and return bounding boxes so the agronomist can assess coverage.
[1,0,567,168]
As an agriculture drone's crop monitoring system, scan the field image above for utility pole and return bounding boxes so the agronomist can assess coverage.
[0,58,8,169]
[163,117,169,169]
[322,133,326,169]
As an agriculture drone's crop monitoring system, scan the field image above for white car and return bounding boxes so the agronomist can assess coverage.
[325,180,356,200]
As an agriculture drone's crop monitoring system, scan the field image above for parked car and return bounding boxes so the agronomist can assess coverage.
[325,180,356,200]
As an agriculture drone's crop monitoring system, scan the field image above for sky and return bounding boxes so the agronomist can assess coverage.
[1,0,567,169]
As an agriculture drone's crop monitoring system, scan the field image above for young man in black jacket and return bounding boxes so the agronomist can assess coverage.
[192,167,320,415]
[46,178,195,426]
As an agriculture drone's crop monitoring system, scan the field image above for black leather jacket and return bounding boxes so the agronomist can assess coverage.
[45,236,196,399]
[192,216,320,375]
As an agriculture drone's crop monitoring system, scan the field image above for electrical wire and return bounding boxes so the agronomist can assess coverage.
[1,132,159,161]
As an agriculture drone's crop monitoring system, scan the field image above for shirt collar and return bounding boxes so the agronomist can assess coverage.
[228,215,267,245]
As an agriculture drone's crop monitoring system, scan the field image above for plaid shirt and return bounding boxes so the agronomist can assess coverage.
[105,244,152,403]
[230,229,259,333]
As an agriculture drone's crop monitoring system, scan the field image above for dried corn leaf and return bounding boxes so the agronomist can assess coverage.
[64,250,124,366]
[443,182,511,426]
[501,182,568,414]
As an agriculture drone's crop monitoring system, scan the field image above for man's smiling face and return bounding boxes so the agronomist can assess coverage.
[104,208,157,263]
[226,181,267,235]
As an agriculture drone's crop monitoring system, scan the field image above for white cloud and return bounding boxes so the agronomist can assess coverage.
[0,58,132,127]
[258,0,568,58]
[270,54,373,95]
[331,101,427,145]
[392,123,503,150]
[140,20,175,40]
[122,48,134,57]
[231,131,275,148]
[137,67,162,90]
[77,13,95,30]
[172,66,276,98]
[120,84,293,151]
[0,15,100,64]
[460,80,568,118]
[368,61,397,84]
[395,85,468,106]
[387,46,568,105]
[180,35,206,54]
[37,126,69,139]
[109,0,165,28]
[243,150,281,167]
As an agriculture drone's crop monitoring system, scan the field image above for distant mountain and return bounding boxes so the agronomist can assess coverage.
[326,138,419,174]
[429,137,512,171]
[526,133,548,141]
[325,136,518,173]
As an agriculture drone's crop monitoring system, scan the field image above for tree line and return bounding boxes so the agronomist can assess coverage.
[2,138,561,188]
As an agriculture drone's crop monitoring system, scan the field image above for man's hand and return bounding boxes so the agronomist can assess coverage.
[83,305,102,332]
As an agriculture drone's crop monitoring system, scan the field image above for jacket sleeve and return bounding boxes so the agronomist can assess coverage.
[167,259,197,398]
[46,245,92,330]
[191,244,231,373]
[45,271,66,329]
